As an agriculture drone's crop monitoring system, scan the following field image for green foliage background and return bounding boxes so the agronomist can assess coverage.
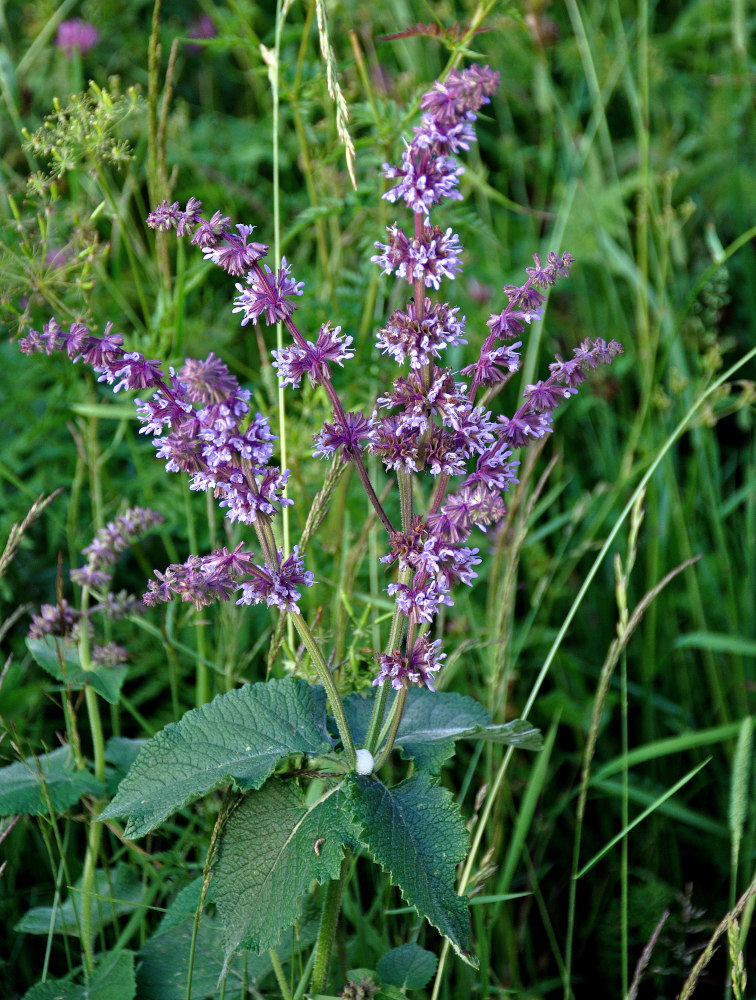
[1,0,754,997]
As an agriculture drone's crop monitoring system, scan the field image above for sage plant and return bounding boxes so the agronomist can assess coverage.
[19,64,621,994]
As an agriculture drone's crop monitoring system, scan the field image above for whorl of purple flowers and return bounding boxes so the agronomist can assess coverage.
[28,506,160,663]
[70,507,165,590]
[20,314,316,616]
[374,636,447,692]
[19,319,291,529]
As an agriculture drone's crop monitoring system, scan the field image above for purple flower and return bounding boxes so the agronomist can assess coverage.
[98,352,165,393]
[19,319,63,356]
[496,412,554,448]
[272,323,354,388]
[522,380,576,413]
[91,643,128,667]
[186,14,217,53]
[144,545,256,610]
[201,224,268,275]
[382,145,464,214]
[313,411,372,460]
[461,343,522,386]
[371,221,462,290]
[369,415,421,473]
[427,483,507,543]
[28,599,80,640]
[215,467,293,525]
[78,323,125,368]
[373,636,446,691]
[381,517,426,570]
[236,546,314,614]
[420,64,501,123]
[70,507,165,591]
[526,251,574,286]
[413,114,477,155]
[386,579,453,623]
[487,302,544,340]
[179,353,241,404]
[55,19,99,58]
[411,534,481,589]
[375,299,466,368]
[463,447,520,493]
[91,590,144,619]
[232,258,304,326]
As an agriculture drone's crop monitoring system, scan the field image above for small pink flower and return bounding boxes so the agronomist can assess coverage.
[55,19,100,58]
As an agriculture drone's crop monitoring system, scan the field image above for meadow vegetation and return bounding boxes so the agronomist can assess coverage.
[0,1,754,998]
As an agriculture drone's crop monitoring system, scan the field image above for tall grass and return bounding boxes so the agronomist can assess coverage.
[1,1,754,996]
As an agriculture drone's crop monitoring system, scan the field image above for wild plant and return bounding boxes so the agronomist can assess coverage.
[13,62,622,997]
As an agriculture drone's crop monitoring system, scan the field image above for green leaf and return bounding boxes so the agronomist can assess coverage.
[22,976,79,1000]
[137,901,319,999]
[344,688,542,771]
[87,950,136,1000]
[674,631,756,656]
[99,678,332,838]
[0,745,102,817]
[104,737,143,795]
[26,636,127,704]
[21,952,136,1000]
[346,772,476,967]
[214,779,354,969]
[16,863,145,936]
[156,877,207,935]
[376,942,438,988]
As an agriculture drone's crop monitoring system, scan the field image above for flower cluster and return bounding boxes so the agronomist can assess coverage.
[22,62,624,706]
[236,546,314,615]
[360,66,623,686]
[143,542,314,615]
[144,544,254,610]
[19,319,291,529]
[27,510,158,669]
[20,314,317,618]
[70,506,165,590]
[373,636,446,691]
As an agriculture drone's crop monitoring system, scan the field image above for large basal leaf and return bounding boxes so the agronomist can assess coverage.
[137,897,319,1000]
[137,913,264,1000]
[0,745,102,817]
[99,678,331,839]
[26,636,127,705]
[214,779,354,970]
[21,951,135,1000]
[346,772,476,967]
[344,688,542,771]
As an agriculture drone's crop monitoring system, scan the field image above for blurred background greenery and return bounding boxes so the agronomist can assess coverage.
[1,1,755,997]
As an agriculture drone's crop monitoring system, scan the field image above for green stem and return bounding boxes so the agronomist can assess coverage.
[272,0,295,660]
[269,949,292,1000]
[187,789,235,1000]
[289,611,356,768]
[185,489,210,706]
[397,468,414,532]
[77,586,107,979]
[79,819,103,981]
[311,854,349,994]
[372,685,408,772]
[365,566,410,752]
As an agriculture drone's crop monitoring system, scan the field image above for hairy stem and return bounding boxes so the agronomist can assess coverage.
[311,853,350,994]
